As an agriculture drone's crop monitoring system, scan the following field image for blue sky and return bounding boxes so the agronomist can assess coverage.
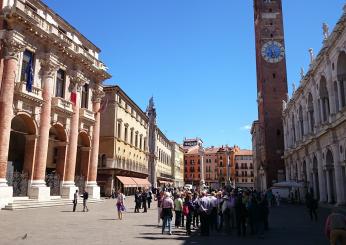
[44,0,344,149]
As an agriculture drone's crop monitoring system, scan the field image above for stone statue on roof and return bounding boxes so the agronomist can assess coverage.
[300,67,305,80]
[282,100,287,111]
[309,48,314,63]
[292,82,296,94]
[323,23,329,40]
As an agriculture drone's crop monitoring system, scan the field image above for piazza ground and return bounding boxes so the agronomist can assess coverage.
[0,197,331,245]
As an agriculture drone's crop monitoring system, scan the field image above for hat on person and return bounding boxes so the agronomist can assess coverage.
[223,195,229,199]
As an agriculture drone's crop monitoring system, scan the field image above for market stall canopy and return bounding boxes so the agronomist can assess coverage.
[131,177,151,187]
[116,176,137,188]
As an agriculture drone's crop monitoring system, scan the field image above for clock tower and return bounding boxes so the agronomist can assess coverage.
[253,0,288,187]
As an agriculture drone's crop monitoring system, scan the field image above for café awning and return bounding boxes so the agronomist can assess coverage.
[131,177,151,187]
[116,176,137,187]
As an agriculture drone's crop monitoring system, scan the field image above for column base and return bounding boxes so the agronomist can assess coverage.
[28,181,50,201]
[0,180,13,208]
[85,182,100,199]
[60,181,78,200]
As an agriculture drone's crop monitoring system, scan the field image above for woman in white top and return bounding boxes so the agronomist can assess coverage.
[116,190,125,220]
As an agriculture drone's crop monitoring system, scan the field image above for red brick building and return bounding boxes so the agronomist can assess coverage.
[252,0,288,188]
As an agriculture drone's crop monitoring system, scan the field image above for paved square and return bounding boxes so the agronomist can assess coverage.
[0,197,330,245]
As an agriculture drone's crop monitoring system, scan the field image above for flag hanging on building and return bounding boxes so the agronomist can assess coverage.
[98,96,108,113]
[25,57,33,92]
[70,83,77,105]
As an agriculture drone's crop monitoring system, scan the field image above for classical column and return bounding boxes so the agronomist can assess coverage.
[326,169,333,203]
[0,30,25,208]
[199,148,205,187]
[331,144,345,205]
[316,151,327,202]
[85,88,104,199]
[28,53,58,200]
[61,73,84,199]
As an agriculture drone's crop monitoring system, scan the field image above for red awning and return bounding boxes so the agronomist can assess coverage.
[116,176,137,187]
[131,177,151,187]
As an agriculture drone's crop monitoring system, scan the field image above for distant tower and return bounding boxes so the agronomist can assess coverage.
[147,97,157,188]
[253,0,288,187]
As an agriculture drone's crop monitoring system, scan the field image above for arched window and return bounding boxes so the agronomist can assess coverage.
[337,51,346,107]
[319,76,330,122]
[299,106,304,138]
[292,115,296,143]
[307,93,315,132]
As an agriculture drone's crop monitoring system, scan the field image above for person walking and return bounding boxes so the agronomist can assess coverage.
[324,208,346,245]
[134,190,141,213]
[306,191,318,221]
[161,192,174,235]
[184,192,193,235]
[116,190,125,220]
[192,192,200,229]
[235,192,247,237]
[147,189,153,209]
[174,193,183,228]
[209,192,218,232]
[82,190,89,212]
[155,191,164,226]
[199,191,211,236]
[73,190,78,212]
[142,190,148,213]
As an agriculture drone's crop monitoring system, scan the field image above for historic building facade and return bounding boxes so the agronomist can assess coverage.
[235,150,254,188]
[183,138,204,186]
[171,141,184,187]
[252,0,288,188]
[205,146,236,189]
[283,5,346,205]
[0,0,110,208]
[251,120,265,190]
[97,86,150,196]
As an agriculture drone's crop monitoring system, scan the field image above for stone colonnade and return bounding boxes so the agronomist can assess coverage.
[0,30,103,206]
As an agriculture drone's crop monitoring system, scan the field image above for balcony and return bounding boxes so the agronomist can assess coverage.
[51,97,73,114]
[79,108,95,122]
[15,0,107,72]
[15,81,43,102]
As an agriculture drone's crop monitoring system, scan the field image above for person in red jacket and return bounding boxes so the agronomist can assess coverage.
[324,208,346,245]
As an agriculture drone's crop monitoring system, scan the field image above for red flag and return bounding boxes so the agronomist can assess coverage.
[70,83,77,105]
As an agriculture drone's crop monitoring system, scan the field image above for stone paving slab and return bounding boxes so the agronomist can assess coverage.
[0,197,330,245]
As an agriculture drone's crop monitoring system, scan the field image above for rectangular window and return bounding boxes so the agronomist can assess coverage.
[140,135,143,150]
[135,133,138,148]
[124,126,128,142]
[130,129,134,145]
[81,83,89,108]
[56,69,65,98]
[117,122,121,139]
[21,50,34,83]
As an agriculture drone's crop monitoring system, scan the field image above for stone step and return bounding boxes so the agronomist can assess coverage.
[2,198,103,210]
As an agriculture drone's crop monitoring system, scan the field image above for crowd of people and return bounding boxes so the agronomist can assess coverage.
[153,187,278,238]
[113,186,346,244]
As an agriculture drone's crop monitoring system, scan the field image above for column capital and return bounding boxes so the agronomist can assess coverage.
[91,88,105,103]
[68,70,87,91]
[39,52,59,78]
[3,30,25,60]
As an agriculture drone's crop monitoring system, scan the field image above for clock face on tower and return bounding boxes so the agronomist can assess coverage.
[261,41,285,63]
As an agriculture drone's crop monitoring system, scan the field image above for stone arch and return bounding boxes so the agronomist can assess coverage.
[337,51,346,107]
[325,148,336,203]
[8,114,38,196]
[75,131,91,180]
[312,155,320,200]
[47,123,67,175]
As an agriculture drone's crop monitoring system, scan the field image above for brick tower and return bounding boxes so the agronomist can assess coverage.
[253,0,288,187]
